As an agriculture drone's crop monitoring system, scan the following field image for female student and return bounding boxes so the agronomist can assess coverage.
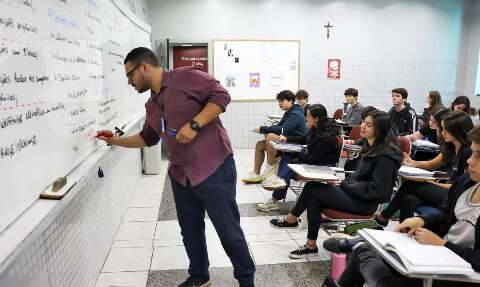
[323,126,480,287]
[406,108,448,144]
[421,90,444,126]
[270,111,402,259]
[451,95,471,113]
[376,111,474,224]
[258,104,340,212]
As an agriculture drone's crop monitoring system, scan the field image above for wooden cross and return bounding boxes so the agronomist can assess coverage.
[324,22,333,39]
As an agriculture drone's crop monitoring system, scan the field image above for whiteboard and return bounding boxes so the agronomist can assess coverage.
[0,0,151,233]
[213,40,300,101]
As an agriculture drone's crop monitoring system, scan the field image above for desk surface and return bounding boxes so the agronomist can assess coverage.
[358,230,480,285]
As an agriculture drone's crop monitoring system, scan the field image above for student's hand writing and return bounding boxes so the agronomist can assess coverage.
[176,123,198,144]
[344,139,355,145]
[409,227,447,246]
[278,135,287,142]
[254,127,260,133]
[394,217,425,233]
[325,180,341,186]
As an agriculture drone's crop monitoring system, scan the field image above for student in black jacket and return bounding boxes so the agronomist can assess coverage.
[377,111,474,224]
[323,126,480,287]
[271,111,402,259]
[258,104,340,212]
[388,88,417,135]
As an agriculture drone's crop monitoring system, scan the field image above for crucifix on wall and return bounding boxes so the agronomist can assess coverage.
[324,22,333,39]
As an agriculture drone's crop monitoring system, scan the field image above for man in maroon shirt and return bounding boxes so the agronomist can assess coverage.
[98,47,255,287]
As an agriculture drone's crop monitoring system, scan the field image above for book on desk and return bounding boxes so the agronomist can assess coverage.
[287,164,339,181]
[360,229,475,276]
[398,166,448,180]
[269,141,305,153]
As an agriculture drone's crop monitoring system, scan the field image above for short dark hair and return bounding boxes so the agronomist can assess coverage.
[295,90,309,100]
[344,88,358,97]
[468,127,480,145]
[276,90,295,103]
[392,88,408,99]
[124,47,159,67]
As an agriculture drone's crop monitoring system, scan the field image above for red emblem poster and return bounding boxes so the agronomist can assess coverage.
[327,59,341,79]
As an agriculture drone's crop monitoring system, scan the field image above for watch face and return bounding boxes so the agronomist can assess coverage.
[190,121,200,131]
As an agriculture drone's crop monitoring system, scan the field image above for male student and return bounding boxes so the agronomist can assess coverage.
[98,47,255,287]
[295,89,309,116]
[388,88,417,135]
[322,126,480,287]
[243,90,307,183]
[343,88,364,125]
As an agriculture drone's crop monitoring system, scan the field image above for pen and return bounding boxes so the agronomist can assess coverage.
[281,128,283,137]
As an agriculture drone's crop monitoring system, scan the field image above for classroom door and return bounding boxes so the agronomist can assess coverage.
[172,46,208,72]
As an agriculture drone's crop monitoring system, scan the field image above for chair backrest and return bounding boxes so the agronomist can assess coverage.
[333,109,343,120]
[348,125,362,141]
[398,136,411,155]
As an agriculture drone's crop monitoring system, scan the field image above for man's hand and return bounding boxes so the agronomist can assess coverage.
[409,227,447,246]
[254,127,260,133]
[395,217,425,233]
[278,135,287,142]
[176,123,198,144]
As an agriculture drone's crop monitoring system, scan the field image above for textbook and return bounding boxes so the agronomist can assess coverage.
[398,166,434,178]
[360,229,474,275]
[287,164,338,181]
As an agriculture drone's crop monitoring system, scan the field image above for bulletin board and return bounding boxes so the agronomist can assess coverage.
[212,40,300,101]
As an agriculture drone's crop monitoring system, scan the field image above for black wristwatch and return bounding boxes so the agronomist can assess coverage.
[189,120,201,132]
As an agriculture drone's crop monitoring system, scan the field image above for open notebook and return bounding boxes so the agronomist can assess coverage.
[287,164,338,181]
[399,166,434,177]
[361,229,474,275]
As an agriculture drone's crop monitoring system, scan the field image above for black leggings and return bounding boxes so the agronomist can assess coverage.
[290,182,378,241]
[381,180,448,222]
[339,244,476,287]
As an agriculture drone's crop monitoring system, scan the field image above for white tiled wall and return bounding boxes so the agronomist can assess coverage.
[0,134,144,287]
[221,59,473,149]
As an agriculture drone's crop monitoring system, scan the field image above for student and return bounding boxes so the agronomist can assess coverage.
[100,47,255,287]
[323,126,480,287]
[257,104,340,211]
[406,108,448,144]
[270,111,402,259]
[295,89,309,116]
[388,88,417,135]
[421,90,444,126]
[343,88,364,125]
[451,95,471,113]
[376,111,474,224]
[243,90,307,183]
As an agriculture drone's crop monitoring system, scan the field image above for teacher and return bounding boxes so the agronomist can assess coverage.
[98,47,255,287]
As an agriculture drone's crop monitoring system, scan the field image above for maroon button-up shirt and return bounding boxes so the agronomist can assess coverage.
[139,67,233,186]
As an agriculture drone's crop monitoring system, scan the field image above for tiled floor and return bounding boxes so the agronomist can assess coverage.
[95,149,397,287]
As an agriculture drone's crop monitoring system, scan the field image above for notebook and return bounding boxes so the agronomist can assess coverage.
[287,164,338,181]
[361,229,474,275]
[398,166,434,178]
[269,141,304,153]
[412,139,440,149]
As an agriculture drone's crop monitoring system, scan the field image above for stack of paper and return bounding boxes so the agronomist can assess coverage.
[413,139,440,149]
[398,166,434,178]
[287,164,338,181]
[269,141,303,153]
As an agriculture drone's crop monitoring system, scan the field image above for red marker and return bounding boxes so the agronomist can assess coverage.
[96,130,114,138]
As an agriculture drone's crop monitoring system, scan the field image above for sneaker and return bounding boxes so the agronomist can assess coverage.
[323,234,364,254]
[270,218,298,228]
[257,198,280,212]
[261,175,287,190]
[261,163,279,178]
[178,276,211,287]
[242,172,264,183]
[289,245,318,259]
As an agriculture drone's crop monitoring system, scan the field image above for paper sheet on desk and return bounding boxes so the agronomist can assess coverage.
[287,164,338,181]
[412,139,439,149]
[398,166,434,177]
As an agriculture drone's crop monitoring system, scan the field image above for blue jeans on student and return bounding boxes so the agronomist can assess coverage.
[272,154,295,201]
[170,155,255,286]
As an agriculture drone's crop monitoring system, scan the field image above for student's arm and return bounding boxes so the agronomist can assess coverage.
[300,136,336,165]
[406,131,423,141]
[260,112,304,135]
[404,153,444,171]
[341,156,396,201]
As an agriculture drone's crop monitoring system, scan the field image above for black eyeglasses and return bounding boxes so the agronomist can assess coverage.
[126,63,141,79]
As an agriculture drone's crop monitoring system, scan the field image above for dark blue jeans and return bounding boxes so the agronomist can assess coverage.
[272,154,295,200]
[170,155,255,286]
